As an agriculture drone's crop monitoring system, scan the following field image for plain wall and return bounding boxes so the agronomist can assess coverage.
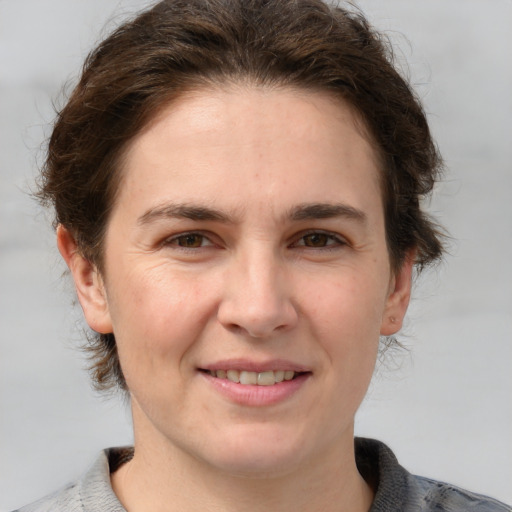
[1,1,511,509]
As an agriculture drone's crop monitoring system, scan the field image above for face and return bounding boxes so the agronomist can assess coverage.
[63,87,412,477]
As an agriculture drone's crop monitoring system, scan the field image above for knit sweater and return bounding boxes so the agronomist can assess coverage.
[13,438,511,511]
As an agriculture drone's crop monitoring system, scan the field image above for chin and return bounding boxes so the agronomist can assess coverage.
[196,424,314,478]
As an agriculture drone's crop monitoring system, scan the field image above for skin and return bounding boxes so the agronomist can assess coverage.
[58,86,413,512]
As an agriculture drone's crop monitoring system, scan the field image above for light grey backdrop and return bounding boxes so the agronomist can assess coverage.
[1,0,511,509]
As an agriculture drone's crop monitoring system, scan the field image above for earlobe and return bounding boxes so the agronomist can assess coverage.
[380,252,415,336]
[56,225,113,334]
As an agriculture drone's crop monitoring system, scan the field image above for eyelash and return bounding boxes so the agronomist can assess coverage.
[163,230,347,251]
[164,232,215,250]
[291,230,347,250]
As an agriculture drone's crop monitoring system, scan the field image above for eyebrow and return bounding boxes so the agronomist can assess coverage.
[138,203,235,225]
[288,202,367,224]
[137,201,367,226]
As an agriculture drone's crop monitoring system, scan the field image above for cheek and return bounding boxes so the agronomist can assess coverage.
[308,273,385,330]
[105,265,218,377]
[303,274,385,364]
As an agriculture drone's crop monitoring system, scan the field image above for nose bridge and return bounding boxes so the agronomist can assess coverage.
[217,241,297,337]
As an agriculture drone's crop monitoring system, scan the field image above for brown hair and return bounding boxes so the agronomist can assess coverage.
[38,0,444,391]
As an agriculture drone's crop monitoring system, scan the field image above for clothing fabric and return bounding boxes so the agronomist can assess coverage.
[13,438,511,512]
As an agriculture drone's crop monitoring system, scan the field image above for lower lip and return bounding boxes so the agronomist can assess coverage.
[201,372,310,406]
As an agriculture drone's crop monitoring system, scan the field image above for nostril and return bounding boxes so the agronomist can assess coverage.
[222,322,245,335]
[219,318,295,338]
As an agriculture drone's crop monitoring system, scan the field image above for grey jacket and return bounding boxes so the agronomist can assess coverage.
[13,438,511,511]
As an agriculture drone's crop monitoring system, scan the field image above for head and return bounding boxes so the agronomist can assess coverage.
[39,0,443,392]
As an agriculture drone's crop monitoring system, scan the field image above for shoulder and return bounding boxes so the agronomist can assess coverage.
[411,475,512,512]
[355,437,511,512]
[12,482,82,512]
[11,448,131,512]
[411,475,511,512]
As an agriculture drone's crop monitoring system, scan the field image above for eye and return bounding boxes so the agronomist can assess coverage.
[302,233,331,247]
[293,231,346,249]
[166,233,212,249]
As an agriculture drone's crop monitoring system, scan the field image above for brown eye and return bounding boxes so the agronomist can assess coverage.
[175,234,205,248]
[302,233,330,247]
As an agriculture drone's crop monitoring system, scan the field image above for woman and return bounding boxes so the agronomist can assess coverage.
[13,0,510,511]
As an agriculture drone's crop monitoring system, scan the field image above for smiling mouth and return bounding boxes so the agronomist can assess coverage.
[201,369,305,386]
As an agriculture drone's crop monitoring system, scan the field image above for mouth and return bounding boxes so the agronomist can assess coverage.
[201,369,307,386]
[199,362,311,405]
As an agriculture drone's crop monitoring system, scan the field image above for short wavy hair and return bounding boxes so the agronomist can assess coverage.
[38,0,444,391]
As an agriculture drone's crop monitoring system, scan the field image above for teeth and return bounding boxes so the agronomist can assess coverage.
[226,369,240,383]
[257,371,275,386]
[210,369,298,385]
[239,371,258,385]
[284,370,295,381]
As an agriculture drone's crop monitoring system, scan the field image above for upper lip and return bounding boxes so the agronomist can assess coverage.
[199,358,311,373]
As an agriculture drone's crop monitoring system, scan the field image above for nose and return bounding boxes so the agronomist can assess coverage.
[217,248,298,338]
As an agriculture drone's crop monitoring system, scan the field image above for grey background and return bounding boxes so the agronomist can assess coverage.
[1,0,511,509]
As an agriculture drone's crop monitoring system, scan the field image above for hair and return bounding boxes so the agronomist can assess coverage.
[37,0,444,391]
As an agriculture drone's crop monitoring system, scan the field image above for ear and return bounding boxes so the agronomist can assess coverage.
[380,251,415,336]
[57,225,113,334]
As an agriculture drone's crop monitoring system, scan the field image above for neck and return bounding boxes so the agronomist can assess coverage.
[111,405,373,512]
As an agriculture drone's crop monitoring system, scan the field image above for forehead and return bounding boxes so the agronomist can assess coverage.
[135,85,378,161]
[117,86,383,222]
